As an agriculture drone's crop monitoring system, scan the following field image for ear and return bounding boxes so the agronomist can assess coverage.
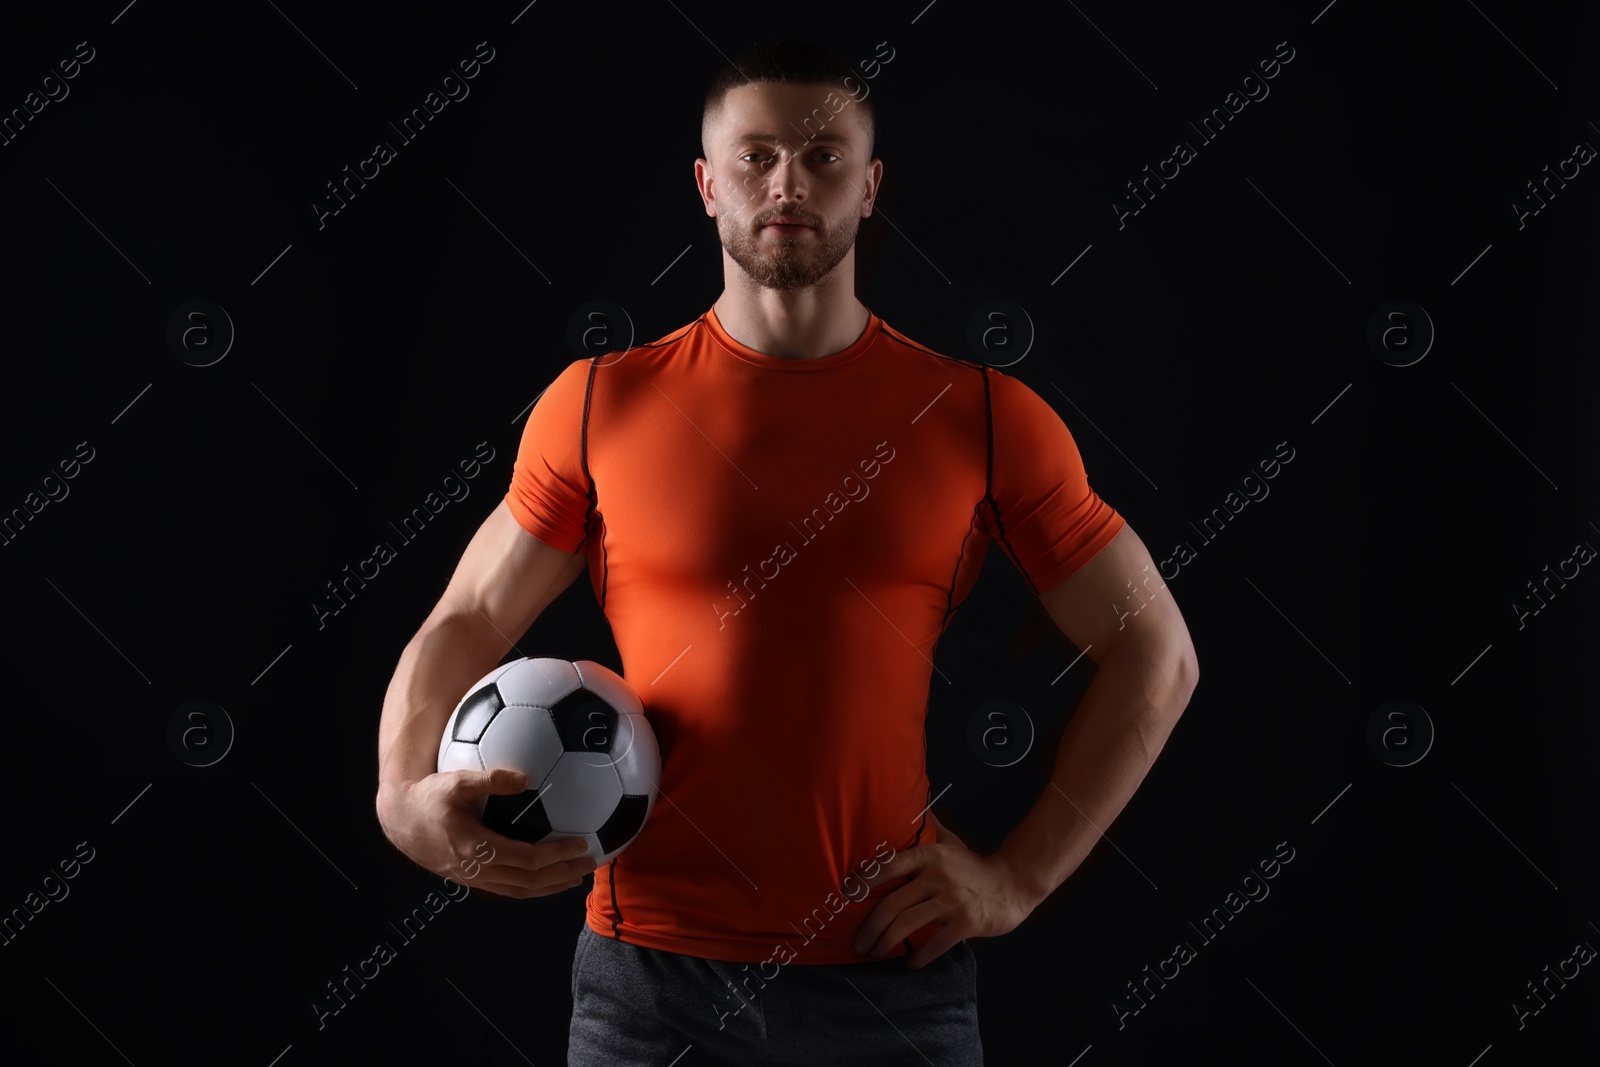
[860,157,884,218]
[694,158,716,217]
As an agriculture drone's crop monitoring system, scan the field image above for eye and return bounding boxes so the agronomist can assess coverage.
[817,152,841,163]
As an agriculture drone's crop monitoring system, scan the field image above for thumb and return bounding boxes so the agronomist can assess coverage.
[454,766,529,799]
[931,811,963,848]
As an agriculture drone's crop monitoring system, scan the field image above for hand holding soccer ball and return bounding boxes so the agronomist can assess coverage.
[435,658,661,866]
[379,657,659,900]
[376,766,598,898]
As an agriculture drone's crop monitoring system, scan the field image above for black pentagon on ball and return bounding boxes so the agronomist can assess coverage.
[483,788,553,845]
[548,688,619,754]
[451,682,505,744]
[595,795,649,854]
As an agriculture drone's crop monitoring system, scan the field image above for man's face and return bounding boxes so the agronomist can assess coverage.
[699,81,878,292]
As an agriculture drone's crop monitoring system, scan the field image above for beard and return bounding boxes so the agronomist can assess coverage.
[719,209,859,291]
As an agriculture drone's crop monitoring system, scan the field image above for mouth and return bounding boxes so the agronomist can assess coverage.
[763,217,816,235]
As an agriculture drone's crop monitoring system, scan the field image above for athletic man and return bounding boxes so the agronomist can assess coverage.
[376,39,1198,1066]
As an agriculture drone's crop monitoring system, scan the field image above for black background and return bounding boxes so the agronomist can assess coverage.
[1,1,1596,1064]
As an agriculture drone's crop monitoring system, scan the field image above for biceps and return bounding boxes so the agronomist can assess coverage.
[432,502,586,637]
[1036,524,1189,663]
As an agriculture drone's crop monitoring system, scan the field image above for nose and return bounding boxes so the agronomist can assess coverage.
[766,148,807,205]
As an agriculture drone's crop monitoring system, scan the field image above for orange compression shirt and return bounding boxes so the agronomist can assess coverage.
[503,304,1126,964]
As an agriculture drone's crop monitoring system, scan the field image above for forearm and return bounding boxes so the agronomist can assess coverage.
[376,612,508,800]
[993,637,1196,908]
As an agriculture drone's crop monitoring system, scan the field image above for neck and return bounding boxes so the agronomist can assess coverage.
[712,256,869,361]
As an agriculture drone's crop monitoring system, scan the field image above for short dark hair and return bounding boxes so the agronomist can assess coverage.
[701,39,876,158]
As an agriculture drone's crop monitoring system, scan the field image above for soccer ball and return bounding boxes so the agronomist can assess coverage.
[436,657,660,865]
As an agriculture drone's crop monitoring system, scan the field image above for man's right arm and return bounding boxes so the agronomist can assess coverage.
[375,499,587,819]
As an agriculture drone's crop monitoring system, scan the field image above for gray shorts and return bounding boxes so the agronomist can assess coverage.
[568,923,984,1066]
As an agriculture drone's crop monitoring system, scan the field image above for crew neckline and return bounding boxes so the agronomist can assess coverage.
[704,303,882,371]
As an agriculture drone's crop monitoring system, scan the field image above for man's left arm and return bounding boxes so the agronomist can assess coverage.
[991,521,1198,907]
[853,523,1198,967]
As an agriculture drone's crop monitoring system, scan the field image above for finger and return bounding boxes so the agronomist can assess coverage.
[489,848,598,885]
[515,863,598,895]
[516,874,591,896]
[930,813,964,849]
[905,930,963,972]
[474,853,598,893]
[460,865,593,898]
[471,830,593,873]
[854,880,933,957]
[873,900,947,959]
[448,766,530,801]
[866,843,929,887]
[459,875,544,898]
[553,855,600,880]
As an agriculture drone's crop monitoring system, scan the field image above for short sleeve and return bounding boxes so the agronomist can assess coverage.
[503,358,595,553]
[982,369,1126,595]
